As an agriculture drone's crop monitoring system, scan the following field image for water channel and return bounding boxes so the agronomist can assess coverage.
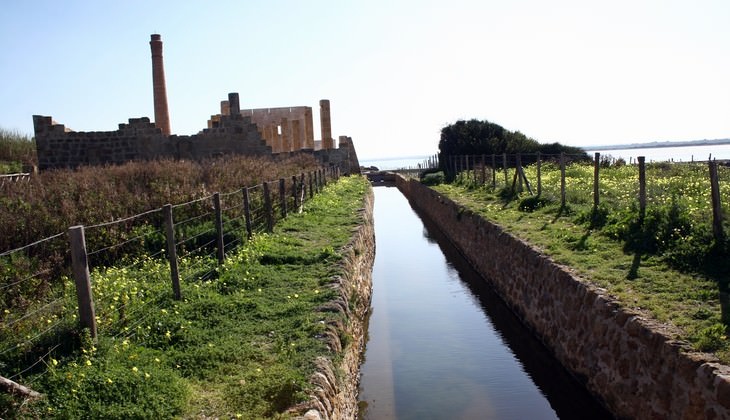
[358,186,612,419]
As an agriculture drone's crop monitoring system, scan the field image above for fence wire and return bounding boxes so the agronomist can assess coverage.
[1,165,337,389]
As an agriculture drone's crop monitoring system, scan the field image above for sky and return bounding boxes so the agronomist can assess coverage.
[1,0,728,160]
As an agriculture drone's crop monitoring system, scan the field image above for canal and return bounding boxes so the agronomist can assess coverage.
[358,186,612,419]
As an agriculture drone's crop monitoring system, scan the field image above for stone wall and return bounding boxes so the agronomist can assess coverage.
[396,176,730,420]
[238,106,315,153]
[33,93,361,174]
[294,187,375,420]
[34,111,270,170]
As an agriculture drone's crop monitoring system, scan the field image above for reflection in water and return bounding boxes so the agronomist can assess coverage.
[358,186,611,419]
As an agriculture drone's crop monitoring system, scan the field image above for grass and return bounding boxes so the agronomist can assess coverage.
[1,175,371,419]
[432,161,730,361]
[0,128,35,172]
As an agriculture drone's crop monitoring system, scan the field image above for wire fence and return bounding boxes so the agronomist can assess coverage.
[0,166,340,391]
[444,152,729,243]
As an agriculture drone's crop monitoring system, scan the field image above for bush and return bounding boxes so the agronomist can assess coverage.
[421,171,444,186]
[518,195,554,212]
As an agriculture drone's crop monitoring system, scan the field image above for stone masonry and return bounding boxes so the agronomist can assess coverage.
[34,94,361,174]
[397,175,730,420]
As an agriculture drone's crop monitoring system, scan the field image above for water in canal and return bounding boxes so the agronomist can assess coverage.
[358,186,611,420]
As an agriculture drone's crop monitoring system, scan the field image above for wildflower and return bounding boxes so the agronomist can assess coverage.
[85,360,92,366]
[154,357,160,363]
[107,378,113,384]
[132,366,138,373]
[145,372,150,379]
[50,358,59,366]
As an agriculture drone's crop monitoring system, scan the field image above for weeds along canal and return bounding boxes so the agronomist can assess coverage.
[358,185,612,420]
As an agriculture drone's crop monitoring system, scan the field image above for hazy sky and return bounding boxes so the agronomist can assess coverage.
[1,0,728,159]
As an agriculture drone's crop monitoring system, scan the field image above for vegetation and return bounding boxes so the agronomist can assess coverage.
[436,161,730,360]
[1,175,371,418]
[0,128,36,173]
[438,119,587,163]
[0,154,320,253]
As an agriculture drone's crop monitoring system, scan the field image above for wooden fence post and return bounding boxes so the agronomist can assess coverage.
[594,152,600,209]
[163,204,181,300]
[491,154,496,189]
[480,154,486,185]
[213,193,225,265]
[299,173,306,208]
[69,226,97,339]
[537,151,542,196]
[292,175,300,210]
[308,171,314,199]
[263,182,274,233]
[709,161,725,243]
[279,178,287,218]
[638,156,646,221]
[242,187,253,239]
[503,153,508,187]
[560,152,566,208]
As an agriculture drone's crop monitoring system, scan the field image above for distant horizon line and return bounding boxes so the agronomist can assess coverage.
[583,138,730,151]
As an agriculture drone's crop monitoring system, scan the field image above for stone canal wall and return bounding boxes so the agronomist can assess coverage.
[296,187,375,420]
[396,176,730,420]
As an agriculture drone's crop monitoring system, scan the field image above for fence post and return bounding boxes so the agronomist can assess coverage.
[480,155,486,185]
[503,153,508,187]
[242,187,253,239]
[638,156,646,221]
[68,226,97,340]
[299,173,306,208]
[594,152,600,209]
[308,171,314,199]
[263,182,274,233]
[163,204,181,300]
[560,152,566,208]
[279,178,287,218]
[536,151,542,196]
[709,161,725,243]
[213,193,225,265]
[491,154,496,189]
[292,175,300,210]
[516,153,523,192]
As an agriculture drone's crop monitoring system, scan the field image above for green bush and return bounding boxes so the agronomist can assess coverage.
[518,195,553,212]
[421,171,444,186]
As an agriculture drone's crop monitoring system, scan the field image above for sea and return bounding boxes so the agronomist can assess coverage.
[361,144,730,170]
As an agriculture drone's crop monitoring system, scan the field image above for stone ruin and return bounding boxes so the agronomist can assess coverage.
[32,34,360,174]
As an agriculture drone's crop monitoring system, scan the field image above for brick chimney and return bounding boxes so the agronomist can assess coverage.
[149,34,171,136]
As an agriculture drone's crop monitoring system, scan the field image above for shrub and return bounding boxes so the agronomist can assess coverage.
[421,171,444,186]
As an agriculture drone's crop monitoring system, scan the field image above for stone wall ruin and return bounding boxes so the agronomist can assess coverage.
[34,93,360,175]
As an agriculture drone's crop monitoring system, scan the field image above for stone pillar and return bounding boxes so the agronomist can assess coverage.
[228,93,240,116]
[221,100,230,116]
[149,34,171,136]
[264,125,272,151]
[304,108,315,150]
[292,120,302,151]
[281,118,291,153]
[339,135,349,149]
[319,99,333,149]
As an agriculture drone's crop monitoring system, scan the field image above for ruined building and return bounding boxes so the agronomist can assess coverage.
[33,34,360,174]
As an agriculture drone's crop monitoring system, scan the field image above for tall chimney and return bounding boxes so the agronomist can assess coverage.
[150,34,171,136]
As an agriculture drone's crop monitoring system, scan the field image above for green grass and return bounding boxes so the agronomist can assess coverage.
[433,162,730,361]
[0,128,35,172]
[2,175,371,419]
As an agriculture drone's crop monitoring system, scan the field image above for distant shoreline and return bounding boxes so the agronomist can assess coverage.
[584,138,730,151]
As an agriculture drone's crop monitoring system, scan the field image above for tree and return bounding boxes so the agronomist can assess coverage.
[438,119,587,165]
